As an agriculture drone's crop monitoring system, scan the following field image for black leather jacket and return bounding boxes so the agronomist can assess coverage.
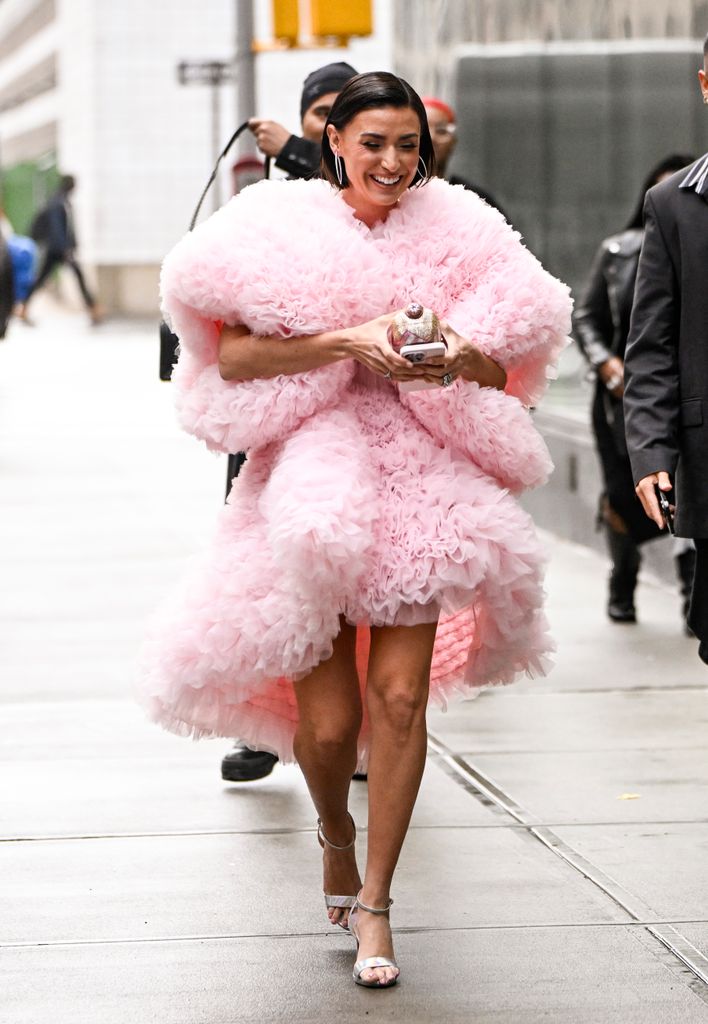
[574,228,643,369]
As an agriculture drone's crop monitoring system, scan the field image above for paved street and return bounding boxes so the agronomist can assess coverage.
[2,312,708,1023]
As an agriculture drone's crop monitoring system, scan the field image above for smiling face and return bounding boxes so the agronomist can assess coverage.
[326,105,421,225]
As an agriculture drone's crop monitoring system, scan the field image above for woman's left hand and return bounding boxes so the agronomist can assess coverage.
[417,322,507,390]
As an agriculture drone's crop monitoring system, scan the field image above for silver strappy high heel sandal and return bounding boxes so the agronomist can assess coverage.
[317,815,357,930]
[349,891,400,989]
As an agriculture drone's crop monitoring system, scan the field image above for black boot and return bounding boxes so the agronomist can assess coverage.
[676,546,697,636]
[606,525,640,623]
[221,746,278,782]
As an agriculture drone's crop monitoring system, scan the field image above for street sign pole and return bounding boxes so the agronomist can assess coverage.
[211,83,222,210]
[234,0,256,158]
[177,60,234,212]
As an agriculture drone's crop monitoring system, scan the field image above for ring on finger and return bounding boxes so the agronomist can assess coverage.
[442,372,455,387]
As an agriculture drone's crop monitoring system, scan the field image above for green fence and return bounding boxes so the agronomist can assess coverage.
[0,157,59,235]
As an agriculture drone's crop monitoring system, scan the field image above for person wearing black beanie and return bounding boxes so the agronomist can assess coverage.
[223,62,358,783]
[248,61,357,180]
[299,61,358,120]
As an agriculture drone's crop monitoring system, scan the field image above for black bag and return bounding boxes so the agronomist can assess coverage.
[0,237,15,338]
[159,121,267,381]
[159,320,181,381]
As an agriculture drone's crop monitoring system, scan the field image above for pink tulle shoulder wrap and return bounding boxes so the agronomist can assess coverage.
[161,177,570,490]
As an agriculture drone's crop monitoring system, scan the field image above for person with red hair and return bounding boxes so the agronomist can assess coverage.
[422,95,506,217]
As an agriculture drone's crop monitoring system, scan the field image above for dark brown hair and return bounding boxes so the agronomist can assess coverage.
[320,71,436,189]
[624,153,695,230]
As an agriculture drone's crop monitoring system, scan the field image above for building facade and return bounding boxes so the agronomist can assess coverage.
[0,0,237,313]
[0,0,391,314]
[392,2,708,295]
[392,0,708,96]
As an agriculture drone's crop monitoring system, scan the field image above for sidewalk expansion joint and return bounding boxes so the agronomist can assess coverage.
[5,918,708,952]
[4,817,707,845]
[480,684,708,695]
[427,732,708,1003]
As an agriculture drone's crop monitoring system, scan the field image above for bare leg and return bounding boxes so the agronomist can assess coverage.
[355,619,438,985]
[293,619,363,926]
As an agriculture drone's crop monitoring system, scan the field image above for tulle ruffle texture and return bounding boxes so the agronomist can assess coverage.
[140,177,572,761]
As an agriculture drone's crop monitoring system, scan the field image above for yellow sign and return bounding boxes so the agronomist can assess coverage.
[272,0,299,46]
[266,0,373,49]
[310,0,373,39]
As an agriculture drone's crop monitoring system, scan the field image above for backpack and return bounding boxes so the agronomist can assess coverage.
[29,207,50,243]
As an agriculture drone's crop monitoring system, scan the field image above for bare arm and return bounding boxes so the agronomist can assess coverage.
[218,324,349,380]
[415,322,507,391]
[218,315,427,383]
[459,345,507,390]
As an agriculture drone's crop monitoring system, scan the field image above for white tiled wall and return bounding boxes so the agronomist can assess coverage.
[59,0,392,270]
[0,0,393,308]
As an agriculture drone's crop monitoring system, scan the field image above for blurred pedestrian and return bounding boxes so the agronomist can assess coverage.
[222,60,358,785]
[422,96,507,216]
[18,175,102,325]
[624,36,708,663]
[0,206,38,336]
[248,61,357,179]
[140,71,570,988]
[0,234,14,339]
[574,153,695,626]
[7,236,38,309]
[0,206,14,239]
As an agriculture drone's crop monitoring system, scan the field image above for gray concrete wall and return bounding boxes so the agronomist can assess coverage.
[393,0,708,94]
[451,44,707,293]
[525,407,677,585]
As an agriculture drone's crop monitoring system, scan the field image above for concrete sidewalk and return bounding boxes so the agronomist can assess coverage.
[2,314,708,1023]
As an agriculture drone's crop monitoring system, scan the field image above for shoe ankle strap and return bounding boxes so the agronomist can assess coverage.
[354,892,393,915]
[317,813,356,851]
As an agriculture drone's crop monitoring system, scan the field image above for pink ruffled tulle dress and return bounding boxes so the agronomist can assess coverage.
[138,176,573,766]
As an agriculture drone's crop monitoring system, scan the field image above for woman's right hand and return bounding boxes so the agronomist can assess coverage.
[346,314,427,382]
[598,356,624,397]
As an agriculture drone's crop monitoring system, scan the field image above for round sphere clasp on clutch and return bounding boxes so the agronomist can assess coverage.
[387,302,442,352]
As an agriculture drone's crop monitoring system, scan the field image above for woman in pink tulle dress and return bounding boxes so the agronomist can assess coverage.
[140,72,571,988]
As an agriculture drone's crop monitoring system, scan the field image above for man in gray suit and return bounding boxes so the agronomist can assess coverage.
[624,36,708,660]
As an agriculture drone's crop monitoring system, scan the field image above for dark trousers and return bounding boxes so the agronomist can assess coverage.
[225,452,246,501]
[26,249,96,309]
[688,540,708,643]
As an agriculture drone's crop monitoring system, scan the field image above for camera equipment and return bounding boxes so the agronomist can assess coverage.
[159,121,269,380]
